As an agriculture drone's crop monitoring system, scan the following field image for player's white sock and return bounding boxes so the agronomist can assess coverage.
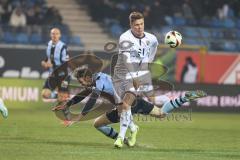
[161,96,187,114]
[128,114,137,132]
[118,110,132,139]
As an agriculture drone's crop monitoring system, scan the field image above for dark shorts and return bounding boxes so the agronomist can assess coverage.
[43,76,70,92]
[106,97,154,123]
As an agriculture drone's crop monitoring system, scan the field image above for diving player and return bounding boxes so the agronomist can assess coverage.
[52,67,116,123]
[52,67,207,147]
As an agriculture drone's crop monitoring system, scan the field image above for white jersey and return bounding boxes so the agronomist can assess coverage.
[113,29,158,81]
[113,30,158,100]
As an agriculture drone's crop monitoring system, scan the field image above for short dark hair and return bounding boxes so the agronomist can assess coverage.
[74,68,92,79]
[129,11,144,24]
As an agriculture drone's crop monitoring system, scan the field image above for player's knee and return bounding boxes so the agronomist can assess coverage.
[124,92,136,102]
[93,118,102,128]
[150,106,167,118]
[121,92,136,110]
[120,102,130,111]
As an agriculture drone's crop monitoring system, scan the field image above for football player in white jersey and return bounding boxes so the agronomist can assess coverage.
[113,12,159,148]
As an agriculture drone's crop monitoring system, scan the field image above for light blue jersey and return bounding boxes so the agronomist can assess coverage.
[92,72,114,96]
[46,40,69,73]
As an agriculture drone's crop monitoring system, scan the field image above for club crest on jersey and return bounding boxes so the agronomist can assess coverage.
[146,40,150,46]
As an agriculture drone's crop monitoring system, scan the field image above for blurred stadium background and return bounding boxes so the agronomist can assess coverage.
[0,0,240,160]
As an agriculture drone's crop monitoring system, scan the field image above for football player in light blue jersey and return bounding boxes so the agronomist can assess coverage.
[41,28,69,103]
[52,67,116,123]
[52,67,207,147]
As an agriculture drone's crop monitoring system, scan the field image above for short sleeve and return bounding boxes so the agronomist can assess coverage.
[149,36,159,62]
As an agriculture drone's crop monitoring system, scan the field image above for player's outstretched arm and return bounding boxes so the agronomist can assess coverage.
[52,89,91,111]
[81,90,100,115]
[68,89,101,122]
[66,89,92,107]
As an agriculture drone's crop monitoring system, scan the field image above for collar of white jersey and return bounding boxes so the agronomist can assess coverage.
[130,30,146,39]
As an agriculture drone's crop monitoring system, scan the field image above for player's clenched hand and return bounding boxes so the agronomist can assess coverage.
[52,102,67,111]
[41,60,53,69]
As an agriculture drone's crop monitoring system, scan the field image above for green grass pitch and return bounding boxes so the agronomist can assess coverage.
[0,106,240,160]
[0,79,240,160]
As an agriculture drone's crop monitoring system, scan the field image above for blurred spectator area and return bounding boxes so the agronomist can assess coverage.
[0,0,83,46]
[80,0,240,52]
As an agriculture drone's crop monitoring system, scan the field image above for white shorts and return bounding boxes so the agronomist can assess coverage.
[112,79,135,104]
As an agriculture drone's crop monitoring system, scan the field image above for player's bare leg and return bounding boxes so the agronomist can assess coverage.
[161,90,207,114]
[122,90,208,120]
[137,90,207,119]
[149,106,166,118]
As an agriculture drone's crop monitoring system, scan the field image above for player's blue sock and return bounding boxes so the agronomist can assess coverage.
[96,125,118,139]
[161,96,188,114]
